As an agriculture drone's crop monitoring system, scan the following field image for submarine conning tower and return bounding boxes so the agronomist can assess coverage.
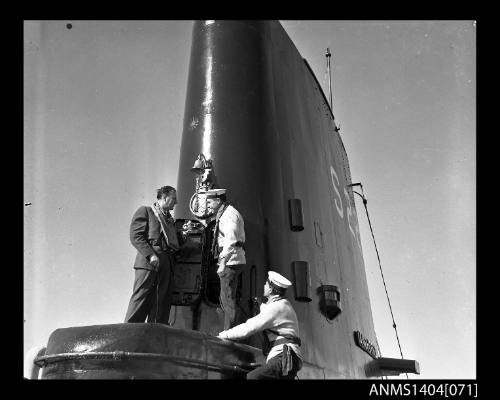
[30,20,420,380]
[173,20,388,378]
[174,20,286,339]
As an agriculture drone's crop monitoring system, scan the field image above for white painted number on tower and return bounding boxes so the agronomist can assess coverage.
[330,166,343,218]
[330,165,362,251]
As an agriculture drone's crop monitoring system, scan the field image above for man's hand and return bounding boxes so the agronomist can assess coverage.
[217,331,228,339]
[149,254,160,271]
[217,260,227,277]
[250,296,262,316]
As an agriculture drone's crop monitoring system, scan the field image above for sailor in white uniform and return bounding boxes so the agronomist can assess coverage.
[218,271,302,379]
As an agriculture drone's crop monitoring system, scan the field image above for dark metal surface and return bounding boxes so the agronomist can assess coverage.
[171,219,204,306]
[375,357,420,374]
[365,357,420,377]
[36,323,264,379]
[36,352,253,374]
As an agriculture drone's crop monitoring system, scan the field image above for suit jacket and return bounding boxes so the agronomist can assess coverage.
[130,205,169,270]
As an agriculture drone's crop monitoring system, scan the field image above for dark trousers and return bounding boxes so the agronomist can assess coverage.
[219,263,246,330]
[124,253,174,324]
[247,351,302,380]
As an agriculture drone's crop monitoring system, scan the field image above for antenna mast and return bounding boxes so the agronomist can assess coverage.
[326,47,333,109]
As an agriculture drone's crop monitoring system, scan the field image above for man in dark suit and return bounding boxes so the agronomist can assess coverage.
[124,186,179,324]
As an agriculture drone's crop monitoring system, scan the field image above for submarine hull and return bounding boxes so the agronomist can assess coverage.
[35,323,264,379]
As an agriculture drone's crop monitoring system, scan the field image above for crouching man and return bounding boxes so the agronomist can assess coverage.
[218,271,302,379]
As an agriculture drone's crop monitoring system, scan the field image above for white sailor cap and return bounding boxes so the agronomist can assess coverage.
[204,188,226,199]
[267,271,292,289]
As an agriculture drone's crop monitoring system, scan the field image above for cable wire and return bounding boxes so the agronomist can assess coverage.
[352,185,408,379]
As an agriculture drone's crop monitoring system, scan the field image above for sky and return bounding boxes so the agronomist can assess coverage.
[24,20,476,379]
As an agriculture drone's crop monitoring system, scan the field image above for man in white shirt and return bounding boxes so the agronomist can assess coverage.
[218,271,303,380]
[205,188,246,330]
